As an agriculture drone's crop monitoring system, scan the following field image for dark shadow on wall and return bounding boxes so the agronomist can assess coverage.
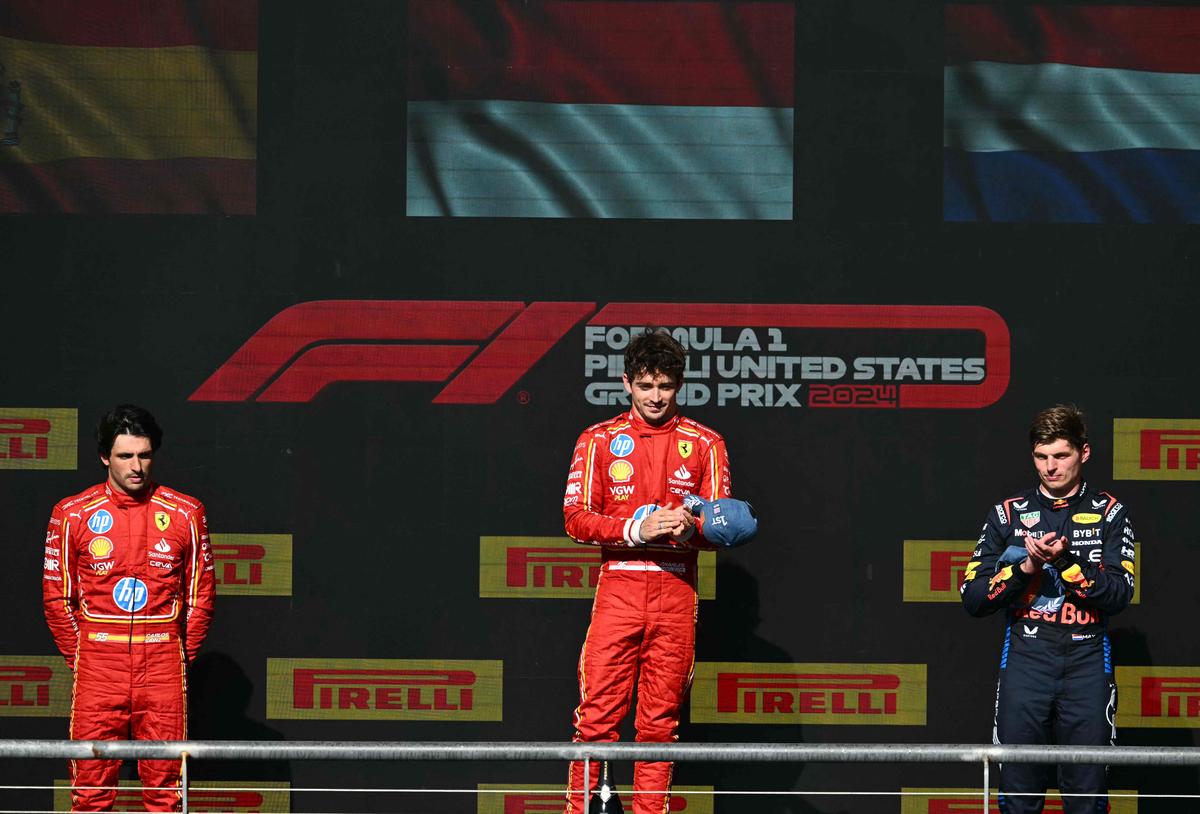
[187,652,292,783]
[678,561,829,814]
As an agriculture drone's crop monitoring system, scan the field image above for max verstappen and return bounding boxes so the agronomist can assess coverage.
[961,405,1136,814]
[562,328,756,814]
[42,405,215,811]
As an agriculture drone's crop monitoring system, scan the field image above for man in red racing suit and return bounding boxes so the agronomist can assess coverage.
[42,405,215,812]
[563,329,731,814]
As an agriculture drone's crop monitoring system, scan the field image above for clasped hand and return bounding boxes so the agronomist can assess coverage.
[643,502,695,544]
[1020,532,1068,574]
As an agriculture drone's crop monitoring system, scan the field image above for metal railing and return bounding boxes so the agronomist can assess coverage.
[4,740,1200,813]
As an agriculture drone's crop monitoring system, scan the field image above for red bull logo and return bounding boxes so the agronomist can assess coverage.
[267,658,502,721]
[691,662,926,725]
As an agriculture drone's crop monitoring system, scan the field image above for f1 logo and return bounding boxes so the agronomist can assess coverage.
[190,301,595,404]
[190,301,1010,407]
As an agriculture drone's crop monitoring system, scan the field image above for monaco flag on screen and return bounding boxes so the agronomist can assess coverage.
[406,1,794,219]
[0,0,256,214]
[944,4,1200,223]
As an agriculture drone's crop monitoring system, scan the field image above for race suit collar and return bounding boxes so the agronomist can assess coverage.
[105,481,157,507]
[626,409,680,434]
[1036,481,1088,510]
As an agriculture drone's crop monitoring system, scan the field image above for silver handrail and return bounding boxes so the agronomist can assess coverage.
[2,740,1199,765]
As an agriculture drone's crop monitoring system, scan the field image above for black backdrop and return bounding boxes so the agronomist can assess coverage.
[3,2,1199,812]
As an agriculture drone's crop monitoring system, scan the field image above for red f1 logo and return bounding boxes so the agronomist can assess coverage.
[190,301,1010,408]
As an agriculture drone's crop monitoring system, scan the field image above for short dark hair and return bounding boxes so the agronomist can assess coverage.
[624,327,686,383]
[96,404,163,457]
[1029,404,1088,451]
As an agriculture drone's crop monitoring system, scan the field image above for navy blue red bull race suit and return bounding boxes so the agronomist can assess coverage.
[961,482,1136,814]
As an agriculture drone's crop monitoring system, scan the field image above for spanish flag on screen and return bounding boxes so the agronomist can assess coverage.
[407,1,794,220]
[0,0,256,214]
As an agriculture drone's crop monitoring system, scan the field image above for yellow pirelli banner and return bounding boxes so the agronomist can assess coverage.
[267,658,502,721]
[479,536,716,599]
[0,408,76,469]
[1116,666,1200,728]
[477,784,713,814]
[0,656,72,717]
[904,540,1141,604]
[690,662,926,725]
[1114,418,1200,481]
[900,788,1137,813]
[211,534,292,596]
[54,780,289,812]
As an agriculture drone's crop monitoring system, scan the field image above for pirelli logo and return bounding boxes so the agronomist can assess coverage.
[903,540,1141,604]
[211,534,292,596]
[479,537,716,599]
[0,656,71,717]
[1117,666,1200,728]
[0,408,76,470]
[477,783,713,813]
[266,658,502,721]
[54,780,290,812]
[1115,418,1200,481]
[899,787,1137,813]
[690,662,926,725]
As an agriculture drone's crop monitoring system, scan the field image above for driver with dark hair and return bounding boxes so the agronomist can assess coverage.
[562,328,736,814]
[42,405,215,812]
[961,404,1136,814]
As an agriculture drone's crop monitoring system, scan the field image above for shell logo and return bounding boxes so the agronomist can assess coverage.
[89,537,114,559]
[608,460,634,483]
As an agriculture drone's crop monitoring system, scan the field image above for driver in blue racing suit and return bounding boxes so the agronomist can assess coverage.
[961,405,1136,814]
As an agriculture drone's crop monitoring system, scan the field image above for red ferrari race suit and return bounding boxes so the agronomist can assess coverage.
[42,482,216,812]
[563,409,730,814]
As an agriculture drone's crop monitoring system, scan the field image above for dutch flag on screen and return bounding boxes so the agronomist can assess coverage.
[944,4,1200,223]
[406,0,794,219]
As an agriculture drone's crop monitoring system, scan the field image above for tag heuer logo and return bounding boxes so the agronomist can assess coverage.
[1019,511,1040,528]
